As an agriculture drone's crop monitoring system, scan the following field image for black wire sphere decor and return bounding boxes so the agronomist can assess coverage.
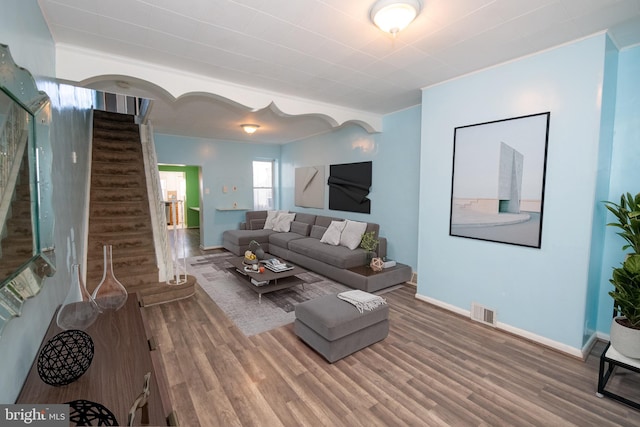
[37,329,94,386]
[66,399,118,426]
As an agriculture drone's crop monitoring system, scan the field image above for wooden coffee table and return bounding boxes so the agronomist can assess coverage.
[227,256,307,303]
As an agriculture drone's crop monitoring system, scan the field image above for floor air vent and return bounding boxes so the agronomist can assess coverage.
[471,303,496,326]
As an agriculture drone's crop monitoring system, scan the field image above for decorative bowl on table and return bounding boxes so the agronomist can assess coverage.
[243,251,258,265]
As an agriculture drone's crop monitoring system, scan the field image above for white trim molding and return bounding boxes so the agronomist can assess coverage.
[54,44,383,133]
[415,292,594,360]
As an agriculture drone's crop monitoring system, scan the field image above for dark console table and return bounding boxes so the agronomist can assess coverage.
[16,294,176,426]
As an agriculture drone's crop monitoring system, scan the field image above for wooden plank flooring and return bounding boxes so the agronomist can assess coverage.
[144,280,640,426]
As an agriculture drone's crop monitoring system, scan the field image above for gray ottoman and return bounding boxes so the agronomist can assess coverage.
[294,293,389,363]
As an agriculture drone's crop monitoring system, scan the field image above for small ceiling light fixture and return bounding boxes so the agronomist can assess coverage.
[241,124,260,134]
[370,0,422,36]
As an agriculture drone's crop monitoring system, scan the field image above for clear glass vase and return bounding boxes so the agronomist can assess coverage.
[92,244,128,311]
[56,264,100,330]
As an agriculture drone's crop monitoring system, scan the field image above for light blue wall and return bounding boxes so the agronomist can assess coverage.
[153,133,281,248]
[280,106,421,269]
[419,34,609,351]
[0,1,95,402]
[0,0,54,79]
[597,44,640,333]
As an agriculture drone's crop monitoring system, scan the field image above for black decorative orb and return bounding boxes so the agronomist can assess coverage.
[66,399,118,426]
[37,329,94,386]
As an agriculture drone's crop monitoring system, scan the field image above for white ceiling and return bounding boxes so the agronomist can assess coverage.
[38,0,640,143]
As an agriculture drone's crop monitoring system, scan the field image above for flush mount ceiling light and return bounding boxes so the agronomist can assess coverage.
[370,0,422,36]
[241,124,260,134]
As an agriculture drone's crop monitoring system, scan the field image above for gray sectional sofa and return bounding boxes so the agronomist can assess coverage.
[222,211,412,292]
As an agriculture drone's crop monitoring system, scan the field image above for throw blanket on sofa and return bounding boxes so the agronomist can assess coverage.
[337,290,386,314]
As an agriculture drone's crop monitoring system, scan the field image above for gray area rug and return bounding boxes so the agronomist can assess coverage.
[183,252,351,336]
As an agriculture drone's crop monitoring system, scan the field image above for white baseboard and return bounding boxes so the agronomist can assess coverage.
[414,292,589,360]
[200,244,224,250]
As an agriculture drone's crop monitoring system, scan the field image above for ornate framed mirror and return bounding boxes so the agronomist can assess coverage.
[0,44,55,336]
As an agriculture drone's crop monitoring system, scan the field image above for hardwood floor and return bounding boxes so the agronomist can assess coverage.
[167,227,221,259]
[147,229,640,426]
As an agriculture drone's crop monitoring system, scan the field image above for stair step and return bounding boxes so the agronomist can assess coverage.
[88,219,152,234]
[87,232,155,250]
[89,214,150,224]
[90,187,148,202]
[86,269,159,294]
[93,110,136,123]
[87,246,156,261]
[1,237,33,256]
[90,174,146,189]
[86,254,157,273]
[14,185,31,201]
[92,150,143,163]
[8,205,31,218]
[93,127,140,140]
[5,220,32,236]
[138,276,196,306]
[89,202,151,218]
[91,161,145,176]
[92,136,142,152]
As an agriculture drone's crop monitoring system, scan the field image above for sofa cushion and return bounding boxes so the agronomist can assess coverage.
[269,232,305,249]
[314,215,335,228]
[320,221,346,246]
[290,221,311,236]
[310,225,327,240]
[293,213,317,226]
[289,238,366,269]
[223,229,274,246]
[273,213,296,232]
[339,220,367,250]
[249,218,266,230]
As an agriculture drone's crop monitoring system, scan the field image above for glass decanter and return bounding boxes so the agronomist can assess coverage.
[56,264,100,330]
[92,244,128,311]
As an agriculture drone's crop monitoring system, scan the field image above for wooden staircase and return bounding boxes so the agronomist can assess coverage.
[87,110,195,306]
[0,150,33,282]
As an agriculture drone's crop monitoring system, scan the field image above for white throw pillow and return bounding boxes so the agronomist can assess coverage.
[320,221,346,246]
[273,213,296,232]
[339,220,368,250]
[264,210,287,230]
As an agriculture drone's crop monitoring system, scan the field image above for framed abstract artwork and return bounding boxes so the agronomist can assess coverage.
[328,161,372,214]
[449,112,550,248]
[295,166,325,208]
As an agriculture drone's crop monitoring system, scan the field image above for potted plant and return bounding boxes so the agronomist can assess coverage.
[360,231,379,265]
[604,192,640,358]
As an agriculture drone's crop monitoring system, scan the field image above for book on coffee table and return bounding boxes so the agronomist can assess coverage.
[261,258,294,273]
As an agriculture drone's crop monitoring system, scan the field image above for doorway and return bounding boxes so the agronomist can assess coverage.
[158,165,201,230]
[160,170,186,228]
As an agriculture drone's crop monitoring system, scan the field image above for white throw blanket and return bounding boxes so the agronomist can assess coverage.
[337,290,386,314]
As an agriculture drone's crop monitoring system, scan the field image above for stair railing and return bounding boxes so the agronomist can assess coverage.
[0,104,29,234]
[139,122,174,283]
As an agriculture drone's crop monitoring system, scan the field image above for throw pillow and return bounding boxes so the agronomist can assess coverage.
[339,220,368,250]
[310,225,327,240]
[263,210,287,230]
[320,221,346,246]
[273,213,296,232]
[289,221,311,236]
